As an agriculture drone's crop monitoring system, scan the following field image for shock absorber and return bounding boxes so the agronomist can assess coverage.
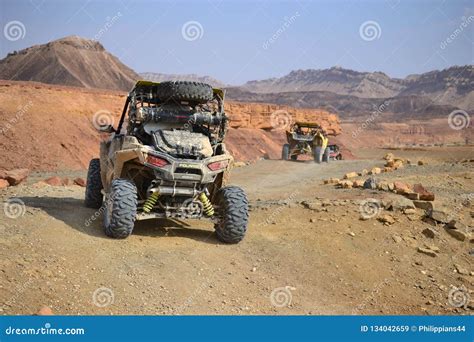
[198,192,214,217]
[143,191,160,213]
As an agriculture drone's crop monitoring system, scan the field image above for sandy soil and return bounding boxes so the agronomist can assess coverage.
[1,147,472,315]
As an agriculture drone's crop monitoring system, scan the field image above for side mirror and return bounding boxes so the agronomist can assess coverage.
[98,124,115,133]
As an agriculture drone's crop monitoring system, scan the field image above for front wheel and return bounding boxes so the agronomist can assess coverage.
[103,179,138,239]
[214,186,249,243]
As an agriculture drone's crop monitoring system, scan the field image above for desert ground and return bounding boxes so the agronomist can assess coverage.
[1,147,472,315]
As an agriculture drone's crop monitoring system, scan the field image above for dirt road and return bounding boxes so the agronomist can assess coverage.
[1,151,473,315]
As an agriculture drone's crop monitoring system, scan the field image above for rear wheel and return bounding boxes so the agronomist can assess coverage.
[336,154,343,160]
[282,144,290,160]
[85,159,103,209]
[103,179,137,239]
[214,186,249,244]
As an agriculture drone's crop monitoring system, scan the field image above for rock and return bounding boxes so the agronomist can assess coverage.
[44,176,63,186]
[377,181,390,191]
[393,159,404,169]
[405,192,420,200]
[0,179,9,189]
[413,201,434,211]
[404,208,417,215]
[378,214,395,225]
[3,168,30,186]
[445,227,467,241]
[383,167,394,173]
[388,197,415,211]
[386,159,403,169]
[417,247,437,257]
[339,180,353,188]
[393,181,411,195]
[418,160,425,165]
[32,181,48,188]
[363,177,378,190]
[352,180,364,188]
[413,183,435,201]
[344,172,358,179]
[422,227,436,238]
[37,306,53,315]
[62,178,72,186]
[369,167,381,175]
[454,264,469,275]
[301,201,322,211]
[233,161,246,167]
[361,169,368,176]
[73,177,86,187]
[384,153,395,160]
[447,220,467,230]
[348,232,356,237]
[309,218,316,223]
[324,178,340,184]
[392,235,402,243]
[429,209,451,224]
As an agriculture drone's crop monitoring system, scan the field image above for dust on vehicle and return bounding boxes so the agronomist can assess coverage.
[85,81,249,243]
[281,122,331,162]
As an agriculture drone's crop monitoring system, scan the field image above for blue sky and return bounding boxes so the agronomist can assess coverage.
[0,0,473,84]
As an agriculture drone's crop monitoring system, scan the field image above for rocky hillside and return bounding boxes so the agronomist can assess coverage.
[140,72,226,88]
[226,88,459,120]
[238,65,474,112]
[0,36,139,91]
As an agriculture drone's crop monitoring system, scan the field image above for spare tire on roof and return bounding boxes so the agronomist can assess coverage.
[156,81,213,104]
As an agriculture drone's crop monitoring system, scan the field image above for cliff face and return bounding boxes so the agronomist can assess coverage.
[224,102,341,135]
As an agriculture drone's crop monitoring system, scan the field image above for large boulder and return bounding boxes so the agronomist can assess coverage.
[2,168,30,186]
[413,183,435,201]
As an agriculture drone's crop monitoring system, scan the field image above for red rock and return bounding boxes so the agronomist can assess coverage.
[74,177,86,187]
[44,176,63,186]
[62,178,72,186]
[0,179,9,189]
[413,183,435,201]
[4,168,29,185]
[37,306,53,315]
[393,181,411,194]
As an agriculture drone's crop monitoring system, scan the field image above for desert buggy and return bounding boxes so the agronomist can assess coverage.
[281,122,329,162]
[85,81,249,243]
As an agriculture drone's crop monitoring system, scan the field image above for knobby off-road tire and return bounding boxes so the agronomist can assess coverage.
[85,159,103,209]
[156,81,213,104]
[214,186,249,244]
[103,179,137,239]
[282,144,290,160]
